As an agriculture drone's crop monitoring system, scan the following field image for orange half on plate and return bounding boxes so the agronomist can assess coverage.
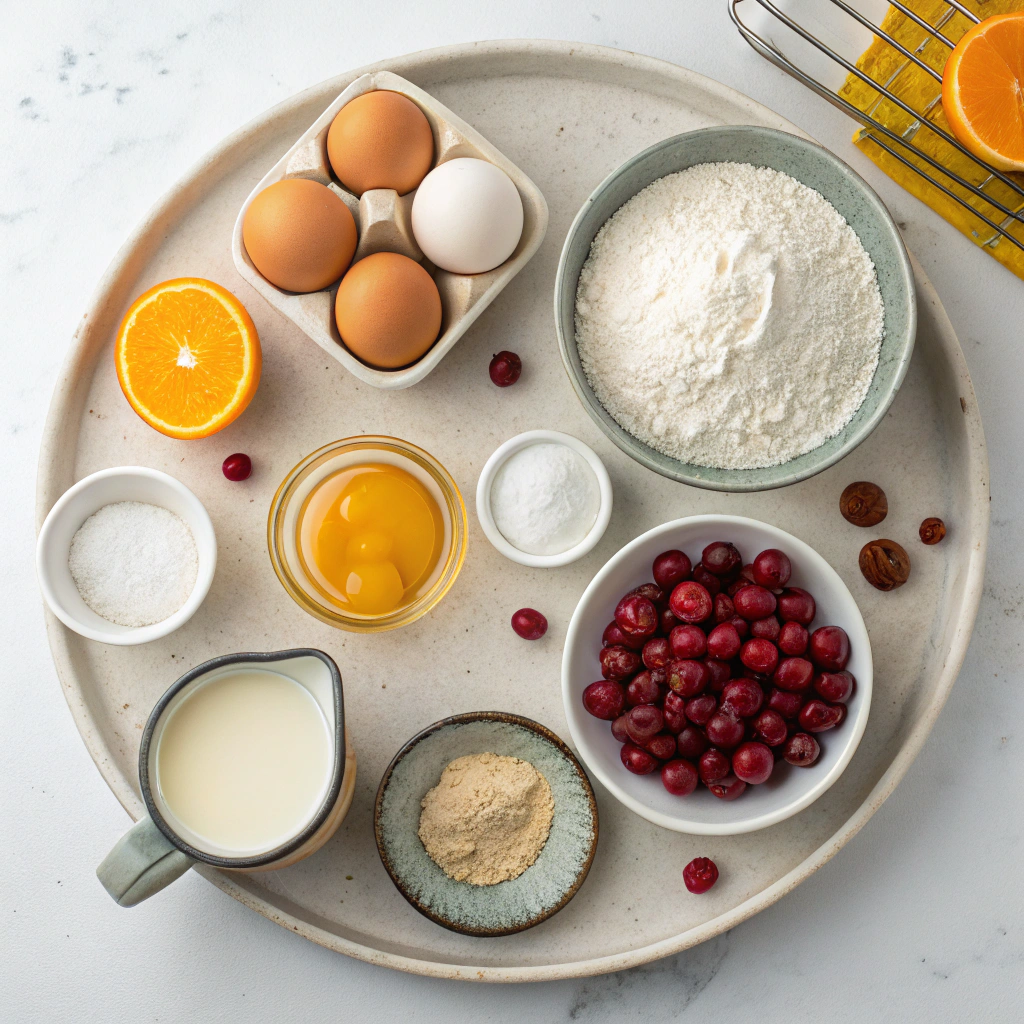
[115,278,261,439]
[942,12,1024,173]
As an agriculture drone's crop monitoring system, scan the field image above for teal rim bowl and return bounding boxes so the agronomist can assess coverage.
[554,125,917,492]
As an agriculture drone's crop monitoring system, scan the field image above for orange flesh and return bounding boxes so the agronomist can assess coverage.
[297,463,443,616]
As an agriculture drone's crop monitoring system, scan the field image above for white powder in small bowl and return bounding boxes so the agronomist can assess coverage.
[68,501,199,627]
[490,443,601,556]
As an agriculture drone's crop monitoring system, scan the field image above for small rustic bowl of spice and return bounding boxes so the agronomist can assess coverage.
[36,467,217,645]
[374,711,598,936]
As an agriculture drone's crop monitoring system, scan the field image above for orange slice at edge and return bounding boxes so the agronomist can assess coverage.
[942,12,1024,173]
[115,278,261,440]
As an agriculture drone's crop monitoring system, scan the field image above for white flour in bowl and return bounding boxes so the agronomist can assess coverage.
[574,162,885,470]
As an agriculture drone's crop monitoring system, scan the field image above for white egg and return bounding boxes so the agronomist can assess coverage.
[411,157,524,275]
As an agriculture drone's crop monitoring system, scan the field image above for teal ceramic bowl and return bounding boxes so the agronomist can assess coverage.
[374,712,598,937]
[554,125,916,492]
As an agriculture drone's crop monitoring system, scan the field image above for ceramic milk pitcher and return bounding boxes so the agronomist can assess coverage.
[97,649,355,906]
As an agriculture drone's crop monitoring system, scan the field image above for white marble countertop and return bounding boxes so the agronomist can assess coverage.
[3,1,1022,1019]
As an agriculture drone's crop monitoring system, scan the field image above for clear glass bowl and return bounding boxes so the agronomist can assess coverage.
[268,437,467,632]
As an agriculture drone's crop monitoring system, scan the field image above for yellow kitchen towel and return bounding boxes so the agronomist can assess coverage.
[839,0,1024,279]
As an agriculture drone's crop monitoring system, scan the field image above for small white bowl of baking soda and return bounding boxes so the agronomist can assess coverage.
[36,466,217,646]
[476,430,612,568]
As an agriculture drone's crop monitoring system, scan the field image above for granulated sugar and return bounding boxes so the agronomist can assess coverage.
[68,501,198,627]
[575,162,885,470]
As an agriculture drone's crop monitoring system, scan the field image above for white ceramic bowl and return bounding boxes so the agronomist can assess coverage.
[36,467,217,646]
[475,430,612,568]
[562,515,872,835]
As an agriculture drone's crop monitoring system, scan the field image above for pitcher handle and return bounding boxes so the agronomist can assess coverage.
[97,817,195,907]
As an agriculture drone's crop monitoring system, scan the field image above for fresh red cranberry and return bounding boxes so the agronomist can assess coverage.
[646,734,678,761]
[582,680,624,720]
[488,350,521,386]
[642,637,671,669]
[778,621,809,656]
[728,615,750,639]
[602,621,644,650]
[767,687,804,720]
[669,624,707,660]
[661,759,699,796]
[706,711,745,749]
[620,742,659,775]
[691,563,722,595]
[699,748,731,785]
[713,593,735,624]
[752,548,792,590]
[706,622,741,661]
[750,616,780,641]
[778,587,816,625]
[753,709,788,746]
[798,699,843,733]
[676,725,709,760]
[685,694,718,726]
[629,582,666,610]
[652,549,692,590]
[600,645,641,680]
[833,702,848,727]
[721,678,764,718]
[732,741,775,784]
[701,541,741,577]
[663,705,686,734]
[704,659,732,693]
[784,732,821,766]
[625,704,664,743]
[708,774,747,801]
[669,581,713,623]
[740,638,779,675]
[772,656,814,693]
[683,857,719,893]
[809,626,850,671]
[512,608,547,639]
[814,669,854,703]
[659,607,678,634]
[625,670,661,706]
[666,659,708,697]
[733,585,777,621]
[610,714,630,743]
[222,453,252,481]
[614,594,658,638]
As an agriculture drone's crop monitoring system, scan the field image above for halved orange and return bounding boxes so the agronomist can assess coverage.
[115,278,261,439]
[942,12,1024,172]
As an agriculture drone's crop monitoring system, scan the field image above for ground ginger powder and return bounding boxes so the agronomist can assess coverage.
[418,752,554,886]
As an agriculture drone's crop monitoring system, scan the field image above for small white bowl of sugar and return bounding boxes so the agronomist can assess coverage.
[476,430,612,568]
[37,467,217,645]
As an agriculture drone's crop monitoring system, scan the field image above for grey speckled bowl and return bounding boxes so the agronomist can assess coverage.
[554,125,916,492]
[374,712,598,937]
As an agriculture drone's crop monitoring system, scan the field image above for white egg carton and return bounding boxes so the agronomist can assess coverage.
[231,71,549,390]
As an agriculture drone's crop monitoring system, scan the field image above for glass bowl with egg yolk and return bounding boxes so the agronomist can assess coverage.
[269,437,467,632]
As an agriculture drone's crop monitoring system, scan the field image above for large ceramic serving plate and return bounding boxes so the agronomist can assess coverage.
[36,41,988,981]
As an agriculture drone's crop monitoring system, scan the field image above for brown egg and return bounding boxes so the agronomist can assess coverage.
[327,91,434,196]
[242,179,357,293]
[335,252,442,369]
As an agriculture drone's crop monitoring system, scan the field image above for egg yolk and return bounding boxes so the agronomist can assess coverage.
[298,463,443,616]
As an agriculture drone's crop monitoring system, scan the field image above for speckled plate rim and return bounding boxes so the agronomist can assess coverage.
[373,711,599,938]
[35,40,989,981]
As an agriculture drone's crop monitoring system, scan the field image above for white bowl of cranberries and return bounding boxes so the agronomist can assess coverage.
[562,515,872,835]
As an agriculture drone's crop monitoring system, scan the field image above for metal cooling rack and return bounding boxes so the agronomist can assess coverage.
[729,0,1024,254]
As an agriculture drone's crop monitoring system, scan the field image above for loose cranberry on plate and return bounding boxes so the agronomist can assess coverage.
[752,709,788,747]
[707,774,746,801]
[512,607,547,639]
[706,710,744,749]
[600,645,641,680]
[814,669,855,703]
[661,759,699,797]
[777,587,816,625]
[809,625,850,671]
[740,637,779,676]
[798,699,844,733]
[733,585,777,621]
[706,622,741,661]
[222,453,252,481]
[752,548,792,590]
[488,350,522,386]
[646,734,678,761]
[669,623,707,660]
[642,636,671,669]
[772,656,814,693]
[778,621,809,656]
[720,678,763,719]
[784,732,821,767]
[699,748,731,785]
[732,741,775,784]
[701,541,741,577]
[582,680,624,720]
[620,742,659,775]
[683,856,720,894]
[666,658,709,697]
[625,670,661,707]
[676,725,709,760]
[615,593,658,638]
[652,549,692,591]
